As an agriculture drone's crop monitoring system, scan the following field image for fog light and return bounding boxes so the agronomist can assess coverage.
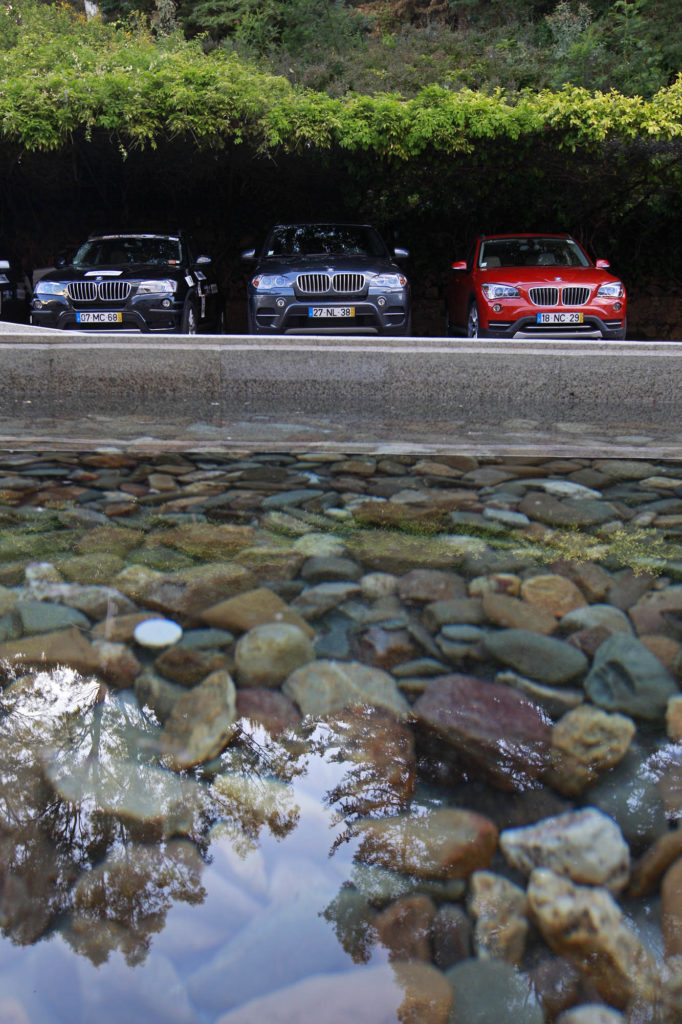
[276,298,286,308]
[614,301,622,311]
[377,296,386,307]
[32,299,43,309]
[161,298,172,308]
[493,303,502,313]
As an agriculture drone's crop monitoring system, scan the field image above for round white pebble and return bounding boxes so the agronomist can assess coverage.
[133,618,183,649]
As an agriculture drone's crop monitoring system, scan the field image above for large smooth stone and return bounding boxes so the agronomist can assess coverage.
[483,628,588,685]
[584,634,679,721]
[445,958,545,1024]
[413,674,552,792]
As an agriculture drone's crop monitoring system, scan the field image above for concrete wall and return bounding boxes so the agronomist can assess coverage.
[1,326,681,455]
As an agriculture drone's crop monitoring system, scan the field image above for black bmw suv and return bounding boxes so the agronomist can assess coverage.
[31,232,225,334]
[242,222,411,335]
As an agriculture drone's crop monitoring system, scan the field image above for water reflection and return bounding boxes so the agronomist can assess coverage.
[0,451,682,1022]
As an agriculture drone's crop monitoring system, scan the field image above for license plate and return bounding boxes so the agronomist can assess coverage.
[308,307,355,318]
[537,311,583,325]
[76,311,123,324]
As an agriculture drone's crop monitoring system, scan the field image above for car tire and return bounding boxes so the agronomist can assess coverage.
[466,300,480,338]
[180,299,198,335]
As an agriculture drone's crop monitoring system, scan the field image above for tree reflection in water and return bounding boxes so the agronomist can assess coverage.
[0,665,417,974]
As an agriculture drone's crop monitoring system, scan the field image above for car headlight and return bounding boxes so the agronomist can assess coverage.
[252,275,289,290]
[481,283,520,299]
[597,281,624,298]
[370,273,407,288]
[136,279,176,294]
[34,280,68,297]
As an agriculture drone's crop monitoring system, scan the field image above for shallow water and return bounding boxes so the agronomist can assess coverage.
[1,450,682,1024]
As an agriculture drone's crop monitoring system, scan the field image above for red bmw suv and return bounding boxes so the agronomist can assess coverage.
[445,233,627,339]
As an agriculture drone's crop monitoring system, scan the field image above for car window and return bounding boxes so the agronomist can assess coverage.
[72,236,182,267]
[264,225,389,258]
[478,237,590,269]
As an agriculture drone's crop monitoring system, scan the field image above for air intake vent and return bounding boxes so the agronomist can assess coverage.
[529,287,559,306]
[332,273,365,294]
[296,273,331,295]
[99,280,131,302]
[68,281,98,302]
[561,286,590,306]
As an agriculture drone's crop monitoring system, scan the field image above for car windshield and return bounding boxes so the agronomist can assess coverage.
[264,224,389,258]
[72,236,182,267]
[478,237,591,269]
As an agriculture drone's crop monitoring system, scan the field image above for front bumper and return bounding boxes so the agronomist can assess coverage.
[249,294,410,335]
[481,312,627,340]
[30,298,184,333]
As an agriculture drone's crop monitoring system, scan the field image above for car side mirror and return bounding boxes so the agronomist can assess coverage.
[55,255,69,268]
[195,255,212,266]
[393,247,409,260]
[241,248,256,261]
[0,260,9,271]
[451,260,467,271]
[595,259,610,268]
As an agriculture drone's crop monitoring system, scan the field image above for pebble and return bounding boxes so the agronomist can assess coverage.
[133,617,183,648]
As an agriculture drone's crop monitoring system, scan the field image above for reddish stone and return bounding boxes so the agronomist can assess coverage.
[413,674,552,792]
[236,687,301,736]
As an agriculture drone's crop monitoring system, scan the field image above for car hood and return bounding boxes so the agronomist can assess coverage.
[255,254,401,275]
[39,264,184,282]
[479,265,621,286]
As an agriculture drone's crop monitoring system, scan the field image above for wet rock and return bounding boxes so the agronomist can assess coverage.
[551,559,612,602]
[496,670,584,718]
[607,568,656,611]
[153,645,230,687]
[345,530,466,574]
[134,667,187,723]
[54,552,126,585]
[0,626,101,676]
[147,523,255,560]
[528,956,587,1021]
[527,868,660,1010]
[199,585,313,636]
[468,870,528,965]
[353,625,418,670]
[234,622,315,688]
[374,893,436,961]
[481,592,557,634]
[628,585,682,638]
[500,808,630,892]
[93,639,142,688]
[519,492,616,527]
[290,581,362,620]
[353,807,498,880]
[20,579,136,621]
[628,830,682,899]
[235,687,300,736]
[587,745,670,852]
[483,628,588,685]
[520,573,588,618]
[468,572,521,597]
[445,958,545,1024]
[422,597,485,631]
[559,603,634,636]
[661,857,682,958]
[555,1007,625,1024]
[160,669,238,770]
[546,704,636,797]
[398,568,467,604]
[282,658,410,719]
[360,571,399,600]
[141,564,258,624]
[413,673,552,791]
[432,903,472,968]
[584,634,679,721]
[15,599,92,634]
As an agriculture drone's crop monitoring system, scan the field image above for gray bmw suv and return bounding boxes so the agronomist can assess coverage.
[242,222,411,335]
